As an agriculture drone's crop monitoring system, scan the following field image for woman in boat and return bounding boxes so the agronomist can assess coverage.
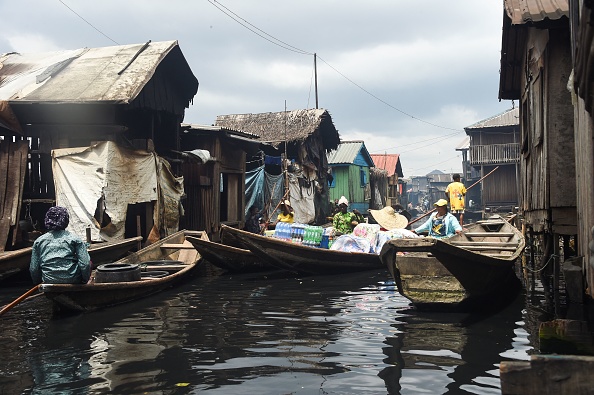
[273,200,294,225]
[30,206,91,285]
[412,198,462,239]
[332,196,363,235]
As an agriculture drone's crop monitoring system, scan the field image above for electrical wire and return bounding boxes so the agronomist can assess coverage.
[208,0,463,133]
[207,0,312,55]
[57,0,119,45]
[369,131,463,153]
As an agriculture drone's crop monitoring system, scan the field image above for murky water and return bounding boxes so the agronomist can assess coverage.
[0,268,550,394]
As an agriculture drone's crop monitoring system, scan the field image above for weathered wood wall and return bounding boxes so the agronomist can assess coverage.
[520,27,576,233]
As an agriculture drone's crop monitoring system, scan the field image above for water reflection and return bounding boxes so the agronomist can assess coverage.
[380,294,529,394]
[0,270,541,394]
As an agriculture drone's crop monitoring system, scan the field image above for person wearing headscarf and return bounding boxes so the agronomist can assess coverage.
[412,199,462,239]
[332,196,364,235]
[30,206,91,284]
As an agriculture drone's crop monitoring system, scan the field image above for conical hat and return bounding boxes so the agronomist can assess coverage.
[368,206,408,230]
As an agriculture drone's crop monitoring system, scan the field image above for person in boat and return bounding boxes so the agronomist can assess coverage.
[244,205,262,234]
[445,173,467,225]
[332,196,363,235]
[412,199,462,238]
[272,200,294,225]
[30,206,91,285]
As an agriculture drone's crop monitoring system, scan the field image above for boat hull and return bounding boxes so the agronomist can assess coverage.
[221,225,383,275]
[380,217,525,312]
[39,230,206,312]
[186,235,276,273]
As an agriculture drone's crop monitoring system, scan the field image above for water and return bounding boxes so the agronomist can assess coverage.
[0,269,552,394]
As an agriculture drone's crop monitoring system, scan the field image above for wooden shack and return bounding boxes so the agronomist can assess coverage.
[569,0,594,299]
[0,40,198,247]
[370,153,404,207]
[178,124,261,239]
[327,140,374,213]
[499,1,577,238]
[464,108,520,214]
[215,109,340,224]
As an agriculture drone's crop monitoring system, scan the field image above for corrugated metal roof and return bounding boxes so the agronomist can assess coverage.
[215,109,340,150]
[327,140,373,165]
[0,40,198,104]
[370,154,403,178]
[181,123,260,139]
[504,0,568,25]
[464,108,519,130]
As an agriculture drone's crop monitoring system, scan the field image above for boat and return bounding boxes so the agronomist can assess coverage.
[39,230,206,312]
[379,215,525,312]
[220,224,383,275]
[185,235,276,273]
[0,236,143,283]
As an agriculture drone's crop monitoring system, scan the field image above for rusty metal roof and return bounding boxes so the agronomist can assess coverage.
[370,154,403,178]
[504,0,568,25]
[0,40,198,105]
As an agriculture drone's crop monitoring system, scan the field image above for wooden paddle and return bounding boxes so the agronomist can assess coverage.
[0,284,40,317]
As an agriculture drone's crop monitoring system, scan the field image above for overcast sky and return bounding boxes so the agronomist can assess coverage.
[1,0,514,177]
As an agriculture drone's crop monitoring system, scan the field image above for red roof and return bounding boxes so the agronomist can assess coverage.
[370,154,403,178]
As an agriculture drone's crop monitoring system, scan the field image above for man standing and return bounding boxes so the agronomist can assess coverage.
[445,173,467,225]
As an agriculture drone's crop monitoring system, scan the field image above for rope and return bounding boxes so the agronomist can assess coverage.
[524,254,558,273]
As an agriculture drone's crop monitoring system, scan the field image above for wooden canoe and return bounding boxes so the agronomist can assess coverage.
[0,236,143,283]
[39,230,206,312]
[380,215,525,312]
[220,224,383,275]
[185,235,276,273]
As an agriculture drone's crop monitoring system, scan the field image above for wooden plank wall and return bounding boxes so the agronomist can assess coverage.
[0,139,29,251]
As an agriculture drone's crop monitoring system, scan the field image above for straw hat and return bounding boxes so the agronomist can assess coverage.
[368,206,408,230]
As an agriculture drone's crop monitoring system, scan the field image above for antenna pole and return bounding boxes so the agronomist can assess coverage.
[314,53,319,109]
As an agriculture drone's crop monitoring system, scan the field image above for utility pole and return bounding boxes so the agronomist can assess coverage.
[314,53,319,109]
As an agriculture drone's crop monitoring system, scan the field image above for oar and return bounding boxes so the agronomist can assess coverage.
[0,284,40,317]
[408,166,501,226]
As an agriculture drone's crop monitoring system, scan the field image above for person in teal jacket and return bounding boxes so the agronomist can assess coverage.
[30,206,91,284]
[412,199,462,238]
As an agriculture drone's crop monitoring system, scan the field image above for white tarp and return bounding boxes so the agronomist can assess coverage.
[52,141,183,242]
[288,173,316,224]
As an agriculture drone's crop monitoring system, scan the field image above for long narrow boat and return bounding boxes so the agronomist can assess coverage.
[39,230,206,312]
[0,236,143,283]
[220,225,383,275]
[379,215,525,312]
[185,236,276,273]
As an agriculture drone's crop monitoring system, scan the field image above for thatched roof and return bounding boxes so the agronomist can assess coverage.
[215,108,340,151]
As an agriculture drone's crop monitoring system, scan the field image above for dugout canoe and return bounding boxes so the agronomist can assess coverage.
[220,225,383,275]
[185,236,276,273]
[39,230,206,312]
[0,236,143,283]
[380,215,525,312]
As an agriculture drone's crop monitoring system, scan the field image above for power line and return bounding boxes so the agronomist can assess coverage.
[410,154,462,173]
[208,0,462,133]
[369,131,463,153]
[57,0,119,45]
[207,0,312,55]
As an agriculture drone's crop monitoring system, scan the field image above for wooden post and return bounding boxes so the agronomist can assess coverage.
[136,215,142,250]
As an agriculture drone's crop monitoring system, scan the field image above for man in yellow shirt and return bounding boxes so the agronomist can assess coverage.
[445,174,467,225]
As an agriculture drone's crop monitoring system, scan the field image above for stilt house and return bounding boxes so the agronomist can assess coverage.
[0,40,198,248]
[370,154,404,207]
[327,140,374,213]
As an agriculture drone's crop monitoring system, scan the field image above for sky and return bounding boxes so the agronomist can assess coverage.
[0,0,514,178]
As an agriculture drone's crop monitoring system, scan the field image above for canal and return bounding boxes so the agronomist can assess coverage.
[0,268,563,394]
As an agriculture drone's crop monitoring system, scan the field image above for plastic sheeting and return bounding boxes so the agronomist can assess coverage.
[245,166,266,216]
[288,173,315,224]
[52,141,184,242]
